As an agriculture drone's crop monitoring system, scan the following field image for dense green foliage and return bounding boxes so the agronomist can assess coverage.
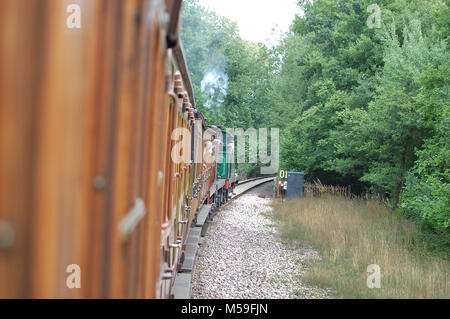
[181,0,449,235]
[181,0,277,176]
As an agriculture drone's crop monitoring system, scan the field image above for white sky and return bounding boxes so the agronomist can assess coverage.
[197,0,302,46]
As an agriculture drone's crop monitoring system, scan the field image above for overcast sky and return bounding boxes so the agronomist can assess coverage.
[197,0,302,46]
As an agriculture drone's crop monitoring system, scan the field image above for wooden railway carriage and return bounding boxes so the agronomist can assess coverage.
[202,125,219,200]
[0,0,237,299]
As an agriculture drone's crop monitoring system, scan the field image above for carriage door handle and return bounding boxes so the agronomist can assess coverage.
[119,198,146,241]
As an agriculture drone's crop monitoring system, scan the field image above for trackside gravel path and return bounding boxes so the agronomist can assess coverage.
[191,183,329,299]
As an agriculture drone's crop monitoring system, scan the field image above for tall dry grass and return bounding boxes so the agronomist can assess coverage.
[272,195,449,298]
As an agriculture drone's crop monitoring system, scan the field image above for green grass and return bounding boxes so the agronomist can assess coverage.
[271,195,450,299]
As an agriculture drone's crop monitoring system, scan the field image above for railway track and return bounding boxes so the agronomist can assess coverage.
[231,177,275,200]
[173,177,275,299]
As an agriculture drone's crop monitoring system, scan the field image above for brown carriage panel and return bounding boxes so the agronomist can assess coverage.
[23,0,100,298]
[156,93,173,298]
[81,0,124,299]
[162,98,174,230]
[122,0,149,299]
[136,0,169,299]
[165,106,189,295]
[106,0,145,298]
[173,111,184,261]
[203,129,216,192]
[180,119,192,239]
[147,52,169,298]
[0,0,46,298]
[159,83,181,298]
[160,103,174,298]
[133,0,153,299]
[169,102,180,254]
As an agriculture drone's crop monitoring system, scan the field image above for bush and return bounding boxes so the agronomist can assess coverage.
[402,174,450,231]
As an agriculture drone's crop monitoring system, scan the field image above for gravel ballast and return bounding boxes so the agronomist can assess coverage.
[191,191,330,299]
